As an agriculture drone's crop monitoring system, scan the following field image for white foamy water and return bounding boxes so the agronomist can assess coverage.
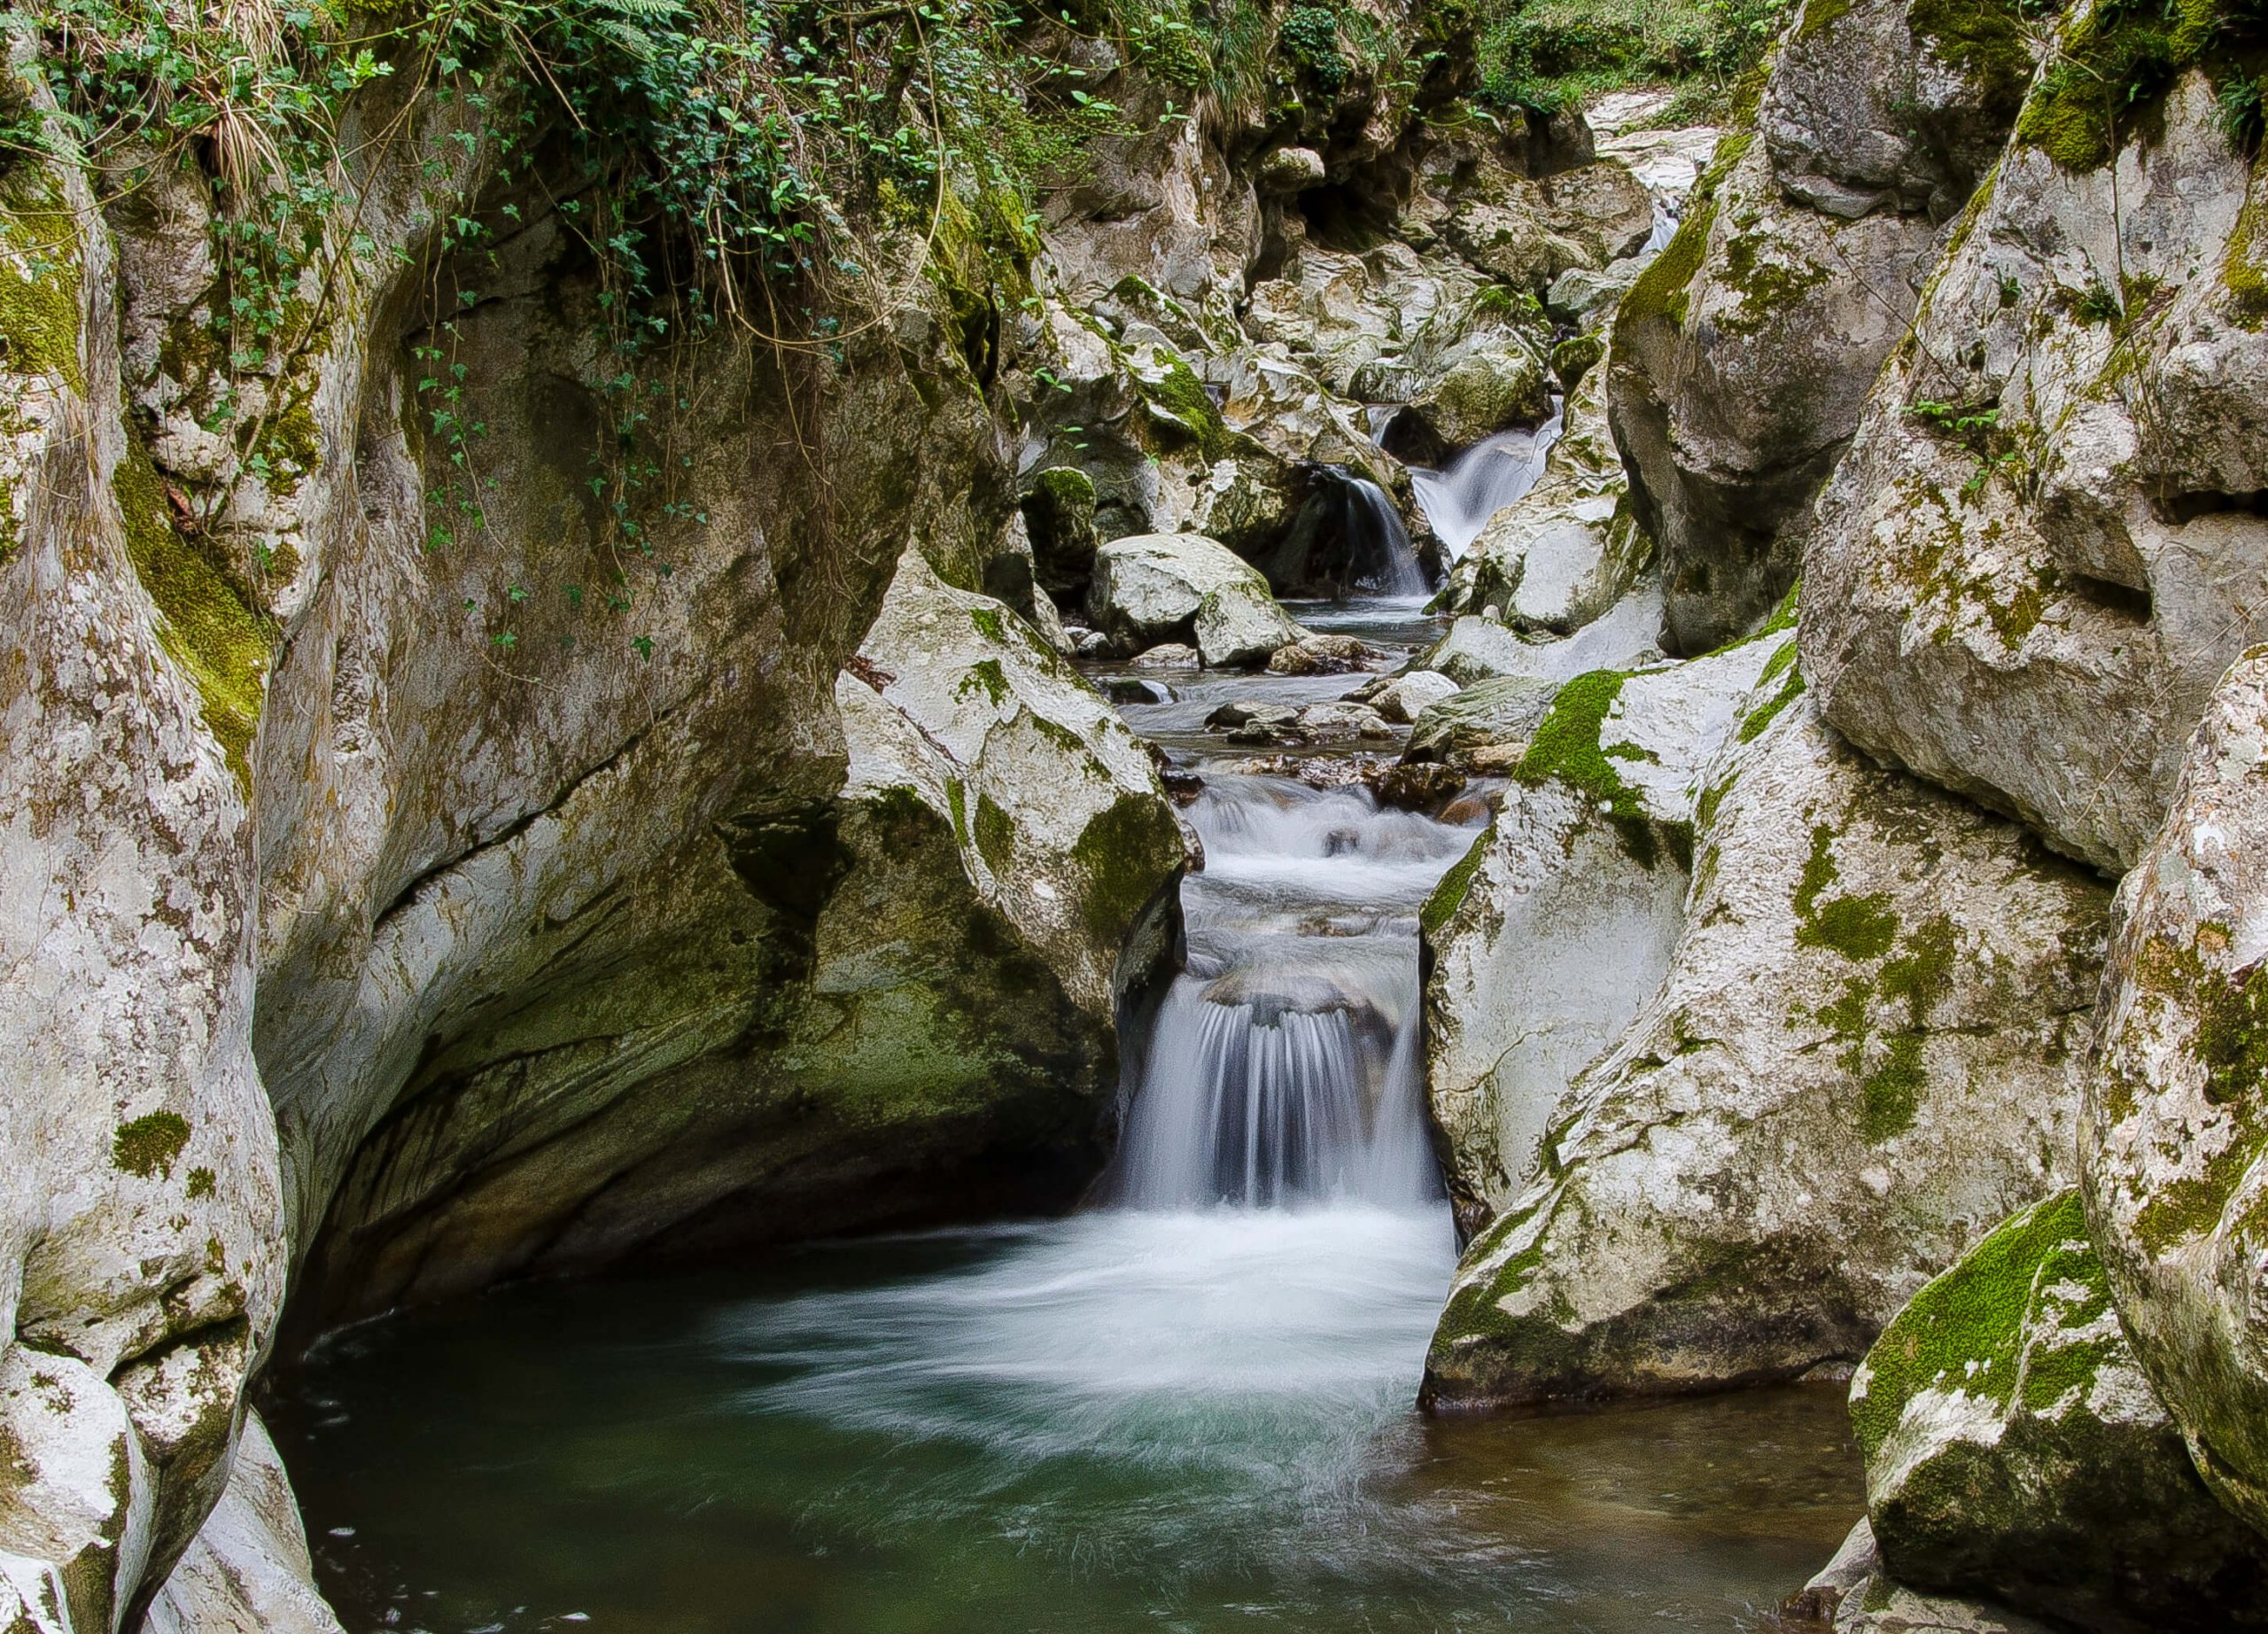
[1410,407,1565,561]
[723,1205,1456,1473]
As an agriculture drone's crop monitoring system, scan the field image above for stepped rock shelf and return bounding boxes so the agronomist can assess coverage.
[4,0,2268,1628]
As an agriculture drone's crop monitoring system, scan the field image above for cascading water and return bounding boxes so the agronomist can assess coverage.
[1262,463,1431,596]
[277,587,1867,1634]
[1112,777,1459,1208]
[1406,400,1565,562]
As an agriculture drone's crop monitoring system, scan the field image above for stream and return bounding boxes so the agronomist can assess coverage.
[272,594,1861,1634]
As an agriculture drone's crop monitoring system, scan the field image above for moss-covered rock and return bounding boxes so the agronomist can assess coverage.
[1422,683,2110,1410]
[1852,1191,2268,1631]
[2084,646,2268,1548]
[1800,70,2268,872]
[1421,642,1775,1231]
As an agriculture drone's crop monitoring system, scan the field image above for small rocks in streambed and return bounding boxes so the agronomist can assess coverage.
[1287,702,1395,744]
[1203,699,1291,730]
[1129,642,1200,669]
[1373,761,1469,813]
[1267,634,1379,676]
[1368,669,1461,725]
[1102,677,1175,704]
[1208,754,1395,794]
[1158,765,1204,805]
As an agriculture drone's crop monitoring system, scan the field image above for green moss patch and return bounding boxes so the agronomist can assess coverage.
[1421,827,1492,938]
[1852,1190,2108,1457]
[0,168,83,392]
[2017,0,2262,170]
[113,1111,190,1179]
[1617,197,1718,338]
[1070,792,1182,945]
[1909,0,2042,121]
[114,437,270,790]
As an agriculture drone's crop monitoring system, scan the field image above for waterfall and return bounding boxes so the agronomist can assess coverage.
[1407,401,1565,563]
[1110,777,1460,1210]
[1260,465,1429,596]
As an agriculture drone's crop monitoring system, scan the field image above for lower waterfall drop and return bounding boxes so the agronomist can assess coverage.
[1112,776,1458,1210]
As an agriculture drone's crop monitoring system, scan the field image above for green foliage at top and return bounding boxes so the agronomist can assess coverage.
[2018,0,2268,169]
[0,0,1296,671]
[1472,0,1791,116]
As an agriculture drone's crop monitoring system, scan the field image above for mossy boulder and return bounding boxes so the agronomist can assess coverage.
[1850,1190,2268,1633]
[1800,71,2268,872]
[1420,642,1775,1232]
[2085,646,2268,1546]
[1422,682,2110,1410]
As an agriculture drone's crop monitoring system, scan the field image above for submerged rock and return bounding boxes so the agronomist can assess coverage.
[1088,532,1308,666]
[2085,647,2268,1543]
[1848,1191,2268,1633]
[1423,675,2109,1409]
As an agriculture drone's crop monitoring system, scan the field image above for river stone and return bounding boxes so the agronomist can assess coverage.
[1088,533,1307,667]
[2083,646,2268,1543]
[1422,677,2111,1409]
[1370,670,1461,726]
[1417,585,1666,688]
[1402,675,1558,766]
[1800,70,2268,872]
[142,1414,345,1634]
[1268,634,1376,675]
[1420,641,1777,1226]
[1611,0,2040,654]
[1849,1190,2268,1632]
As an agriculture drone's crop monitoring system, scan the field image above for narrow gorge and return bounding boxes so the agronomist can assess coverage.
[4,0,2268,1629]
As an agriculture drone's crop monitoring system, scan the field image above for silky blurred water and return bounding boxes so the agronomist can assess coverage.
[275,1219,1860,1634]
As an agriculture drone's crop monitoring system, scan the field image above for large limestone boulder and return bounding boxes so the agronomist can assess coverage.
[1422,678,2110,1410]
[1801,70,2268,871]
[0,139,289,1629]
[142,1414,345,1634]
[1421,642,1776,1229]
[2084,646,2268,1541]
[1442,357,1653,630]
[1612,0,2041,653]
[293,547,1188,1326]
[1848,1191,2268,1632]
[1356,286,1554,463]
[1087,532,1307,665]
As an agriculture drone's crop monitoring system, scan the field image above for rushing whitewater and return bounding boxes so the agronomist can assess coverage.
[1114,775,1465,1208]
[1408,404,1564,561]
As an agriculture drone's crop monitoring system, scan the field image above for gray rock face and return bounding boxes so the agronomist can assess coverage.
[1802,1521,2062,1634]
[1419,642,1774,1228]
[142,1415,344,1634]
[1848,1190,2268,1633]
[1610,0,2042,654]
[1801,71,2268,872]
[1416,586,1666,687]
[2084,647,2268,1543]
[0,142,289,1631]
[1423,678,2109,1410]
[1087,532,1308,665]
